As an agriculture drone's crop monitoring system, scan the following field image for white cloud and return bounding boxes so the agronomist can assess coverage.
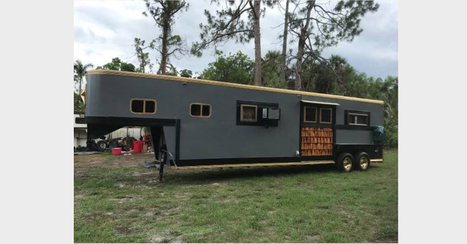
[74,0,398,79]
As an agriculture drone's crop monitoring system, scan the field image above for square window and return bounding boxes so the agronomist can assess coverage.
[240,105,257,122]
[304,107,317,123]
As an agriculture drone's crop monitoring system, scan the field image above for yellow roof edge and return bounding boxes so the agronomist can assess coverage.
[87,70,385,105]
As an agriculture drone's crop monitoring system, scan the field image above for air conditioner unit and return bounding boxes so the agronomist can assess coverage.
[262,108,281,120]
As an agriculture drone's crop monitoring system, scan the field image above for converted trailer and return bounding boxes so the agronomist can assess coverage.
[77,70,385,179]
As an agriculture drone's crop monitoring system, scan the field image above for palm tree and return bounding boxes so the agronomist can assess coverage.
[74,60,94,95]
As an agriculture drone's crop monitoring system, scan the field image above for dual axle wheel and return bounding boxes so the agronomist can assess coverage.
[336,152,370,172]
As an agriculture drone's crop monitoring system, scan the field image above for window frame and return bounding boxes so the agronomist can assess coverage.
[348,112,369,126]
[130,98,157,115]
[189,103,212,118]
[319,108,333,124]
[240,104,258,122]
[344,110,371,127]
[303,106,318,123]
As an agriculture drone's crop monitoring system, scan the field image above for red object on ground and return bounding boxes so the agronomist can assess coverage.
[112,148,122,155]
[133,140,143,153]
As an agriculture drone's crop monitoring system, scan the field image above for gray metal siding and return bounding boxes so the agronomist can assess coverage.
[335,130,373,144]
[85,74,384,160]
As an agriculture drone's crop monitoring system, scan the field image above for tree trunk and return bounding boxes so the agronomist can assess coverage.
[295,2,313,91]
[253,0,262,86]
[159,17,170,75]
[295,37,305,91]
[280,0,289,83]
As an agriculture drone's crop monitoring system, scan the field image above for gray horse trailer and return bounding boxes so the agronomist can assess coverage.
[77,70,385,179]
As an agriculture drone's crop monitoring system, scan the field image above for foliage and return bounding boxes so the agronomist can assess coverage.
[143,0,189,74]
[133,38,155,73]
[191,0,276,86]
[201,50,255,85]
[179,69,193,78]
[261,50,290,88]
[288,0,379,90]
[74,60,94,95]
[165,63,178,76]
[74,92,85,113]
[96,57,136,72]
[289,0,379,52]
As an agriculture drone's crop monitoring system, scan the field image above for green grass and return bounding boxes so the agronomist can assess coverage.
[74,150,398,243]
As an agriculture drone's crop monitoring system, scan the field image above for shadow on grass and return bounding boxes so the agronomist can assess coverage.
[162,163,385,185]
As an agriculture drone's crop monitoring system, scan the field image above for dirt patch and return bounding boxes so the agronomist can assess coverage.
[126,209,139,215]
[149,230,173,243]
[133,171,158,177]
[115,226,140,235]
[210,182,227,187]
[170,235,184,243]
[305,233,321,242]
[74,153,155,169]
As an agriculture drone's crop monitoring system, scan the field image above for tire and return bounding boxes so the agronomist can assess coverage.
[336,153,354,172]
[97,141,107,151]
[354,152,370,171]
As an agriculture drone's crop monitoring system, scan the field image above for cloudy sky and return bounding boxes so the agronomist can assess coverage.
[74,0,398,79]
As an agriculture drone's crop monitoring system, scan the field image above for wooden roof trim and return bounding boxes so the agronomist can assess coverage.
[87,70,384,105]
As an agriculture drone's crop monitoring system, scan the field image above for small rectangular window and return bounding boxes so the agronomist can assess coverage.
[304,107,317,123]
[190,103,211,118]
[240,104,257,122]
[130,99,157,114]
[348,113,369,126]
[320,108,332,124]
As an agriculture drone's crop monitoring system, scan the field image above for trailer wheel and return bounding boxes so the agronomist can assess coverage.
[97,141,107,151]
[354,152,370,171]
[336,153,354,172]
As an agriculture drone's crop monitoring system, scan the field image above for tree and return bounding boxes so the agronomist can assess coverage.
[298,54,356,94]
[201,50,255,85]
[133,38,155,73]
[191,0,276,86]
[262,50,289,88]
[279,0,291,83]
[143,0,189,75]
[74,60,94,96]
[74,92,85,112]
[96,57,136,72]
[288,0,379,90]
[179,69,193,78]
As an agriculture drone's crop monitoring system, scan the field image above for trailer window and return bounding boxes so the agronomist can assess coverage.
[130,99,157,114]
[320,108,332,124]
[145,100,156,113]
[304,107,317,123]
[348,113,369,126]
[190,103,211,118]
[240,104,257,122]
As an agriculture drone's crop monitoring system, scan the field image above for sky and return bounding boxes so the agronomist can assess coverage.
[74,0,398,79]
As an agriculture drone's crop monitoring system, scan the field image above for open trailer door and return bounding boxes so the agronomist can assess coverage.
[299,100,339,160]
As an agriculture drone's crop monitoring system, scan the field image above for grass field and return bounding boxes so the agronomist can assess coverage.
[74,150,398,243]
